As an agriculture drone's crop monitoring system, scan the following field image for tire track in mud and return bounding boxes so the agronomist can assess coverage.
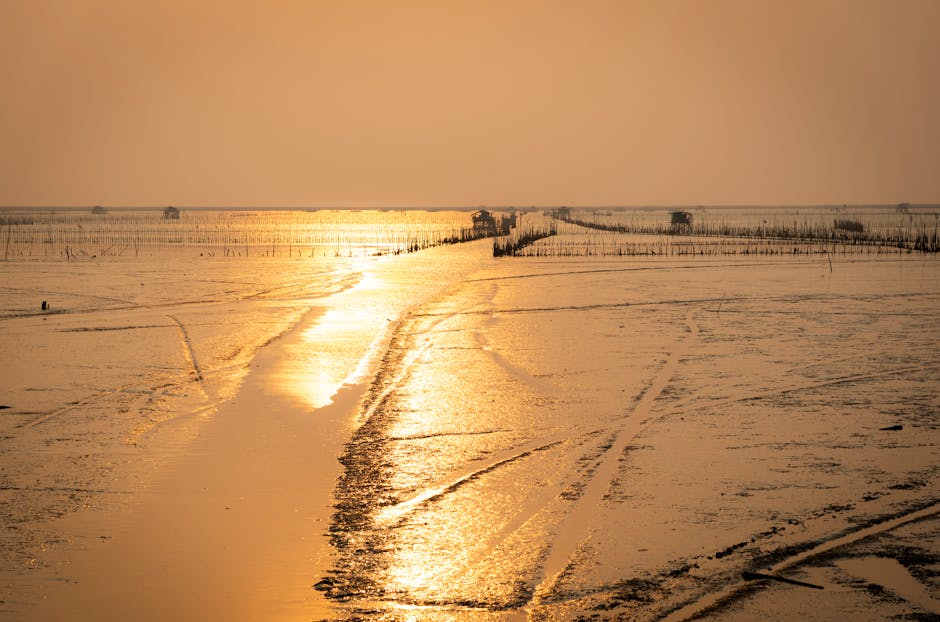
[362,281,600,532]
[14,313,226,431]
[7,288,145,308]
[360,282,504,422]
[371,425,602,518]
[414,297,729,317]
[326,296,701,613]
[167,315,204,385]
[324,259,938,615]
[323,278,587,607]
[331,304,702,612]
[8,359,245,436]
[361,423,637,599]
[2,269,361,321]
[321,294,493,605]
[467,259,931,288]
[14,388,132,430]
[666,362,940,416]
[528,309,700,607]
[11,377,182,431]
[468,289,557,393]
[419,431,620,597]
[334,282,940,611]
[2,266,366,604]
[374,439,566,527]
[9,272,357,434]
[402,277,694,550]
[467,259,833,283]
[412,290,940,319]
[660,501,940,622]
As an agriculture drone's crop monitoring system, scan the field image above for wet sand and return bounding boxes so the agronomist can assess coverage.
[0,242,486,619]
[318,253,940,620]
[2,245,939,621]
[27,314,362,621]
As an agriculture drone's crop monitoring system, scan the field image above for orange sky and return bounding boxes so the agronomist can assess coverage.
[1,0,938,207]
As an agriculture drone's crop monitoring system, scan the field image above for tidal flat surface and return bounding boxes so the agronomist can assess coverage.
[1,233,938,620]
[0,241,485,619]
[320,254,940,620]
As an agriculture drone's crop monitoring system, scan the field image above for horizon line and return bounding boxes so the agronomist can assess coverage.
[1,202,936,211]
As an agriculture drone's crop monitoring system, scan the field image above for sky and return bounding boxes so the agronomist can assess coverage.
[1,0,938,208]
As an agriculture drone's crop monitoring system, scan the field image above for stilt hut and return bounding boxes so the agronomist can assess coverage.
[472,209,496,233]
[670,210,693,231]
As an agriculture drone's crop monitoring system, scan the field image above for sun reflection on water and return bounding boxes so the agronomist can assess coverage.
[275,263,398,410]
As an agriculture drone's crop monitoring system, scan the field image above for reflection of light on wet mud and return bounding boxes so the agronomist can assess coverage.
[374,485,448,525]
[322,257,940,621]
[386,549,442,600]
[289,366,338,410]
[382,497,484,603]
[276,265,401,409]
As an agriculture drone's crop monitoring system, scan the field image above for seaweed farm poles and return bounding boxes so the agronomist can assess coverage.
[493,223,558,257]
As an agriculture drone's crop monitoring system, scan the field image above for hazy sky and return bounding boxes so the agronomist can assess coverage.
[2,0,938,207]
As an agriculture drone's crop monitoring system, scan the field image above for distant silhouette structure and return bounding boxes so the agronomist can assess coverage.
[471,210,496,234]
[670,210,693,231]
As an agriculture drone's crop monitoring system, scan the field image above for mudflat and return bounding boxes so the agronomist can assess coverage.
[2,241,938,621]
